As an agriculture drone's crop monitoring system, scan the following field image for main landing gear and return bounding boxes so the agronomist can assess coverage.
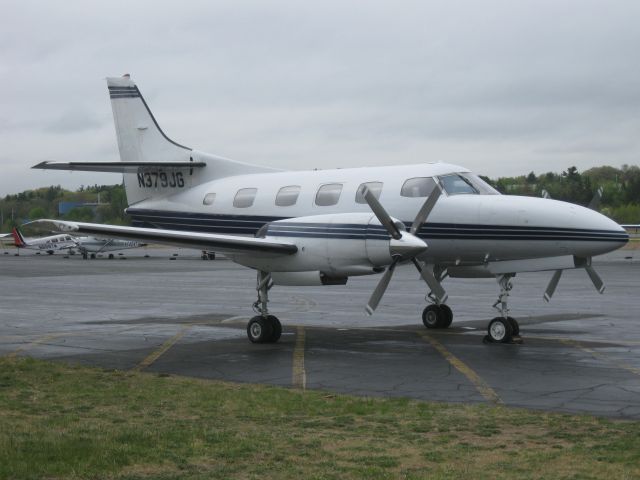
[247,271,282,343]
[422,304,453,329]
[485,274,522,344]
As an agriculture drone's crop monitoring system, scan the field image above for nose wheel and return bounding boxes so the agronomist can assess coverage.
[422,304,453,329]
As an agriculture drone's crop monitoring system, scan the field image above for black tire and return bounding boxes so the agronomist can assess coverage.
[107,254,113,259]
[487,317,513,343]
[247,316,273,343]
[440,304,453,328]
[267,315,282,342]
[422,305,442,329]
[507,317,519,336]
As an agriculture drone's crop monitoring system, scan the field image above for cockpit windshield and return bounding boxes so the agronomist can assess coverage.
[438,173,500,196]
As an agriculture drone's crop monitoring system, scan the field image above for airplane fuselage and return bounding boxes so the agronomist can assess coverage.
[125,162,627,271]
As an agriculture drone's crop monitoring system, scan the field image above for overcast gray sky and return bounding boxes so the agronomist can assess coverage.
[1,0,639,195]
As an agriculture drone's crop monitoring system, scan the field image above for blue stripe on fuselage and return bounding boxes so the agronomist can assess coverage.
[126,209,629,242]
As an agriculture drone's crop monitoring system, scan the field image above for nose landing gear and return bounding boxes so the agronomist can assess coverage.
[485,274,522,344]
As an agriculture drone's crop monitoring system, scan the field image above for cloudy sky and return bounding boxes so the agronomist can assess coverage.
[1,0,639,195]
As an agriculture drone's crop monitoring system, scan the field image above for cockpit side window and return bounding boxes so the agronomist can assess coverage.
[438,174,478,195]
[459,173,500,195]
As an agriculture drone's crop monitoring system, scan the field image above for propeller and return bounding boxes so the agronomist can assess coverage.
[543,260,605,302]
[363,180,445,315]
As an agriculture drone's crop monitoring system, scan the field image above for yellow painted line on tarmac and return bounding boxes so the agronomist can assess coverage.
[559,338,640,377]
[292,326,307,390]
[6,333,68,358]
[135,326,190,371]
[419,332,503,405]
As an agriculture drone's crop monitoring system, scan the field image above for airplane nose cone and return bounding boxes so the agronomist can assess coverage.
[389,232,428,258]
[572,204,629,256]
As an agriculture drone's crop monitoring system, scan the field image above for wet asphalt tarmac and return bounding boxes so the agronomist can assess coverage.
[1,245,639,418]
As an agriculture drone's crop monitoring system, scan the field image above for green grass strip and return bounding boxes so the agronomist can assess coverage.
[1,357,639,479]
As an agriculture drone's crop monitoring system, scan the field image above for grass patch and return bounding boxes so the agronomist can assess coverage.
[1,357,639,479]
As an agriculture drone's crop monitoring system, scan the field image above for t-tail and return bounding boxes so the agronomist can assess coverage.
[33,74,279,206]
[11,227,27,248]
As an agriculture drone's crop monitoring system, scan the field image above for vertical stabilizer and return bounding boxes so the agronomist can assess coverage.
[105,75,280,206]
[108,75,192,164]
[12,227,27,248]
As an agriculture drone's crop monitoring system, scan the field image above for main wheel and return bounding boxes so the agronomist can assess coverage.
[266,315,282,342]
[247,316,273,343]
[422,305,442,329]
[440,304,453,328]
[507,317,519,336]
[487,317,513,343]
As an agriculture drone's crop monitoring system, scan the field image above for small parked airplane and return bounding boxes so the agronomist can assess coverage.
[10,227,78,255]
[33,75,629,344]
[10,226,144,258]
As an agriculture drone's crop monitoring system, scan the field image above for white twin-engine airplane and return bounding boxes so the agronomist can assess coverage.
[33,75,629,344]
[10,226,144,258]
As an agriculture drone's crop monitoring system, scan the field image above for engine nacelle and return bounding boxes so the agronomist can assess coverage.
[270,271,348,286]
[234,213,396,280]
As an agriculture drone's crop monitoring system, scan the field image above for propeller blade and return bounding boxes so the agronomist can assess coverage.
[543,269,563,302]
[585,266,605,294]
[410,181,442,235]
[363,187,402,240]
[412,258,448,303]
[587,186,603,211]
[365,258,399,315]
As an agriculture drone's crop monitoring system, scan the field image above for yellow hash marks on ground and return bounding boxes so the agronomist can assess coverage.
[292,326,306,390]
[6,333,68,358]
[419,332,503,404]
[559,338,640,377]
[135,326,190,371]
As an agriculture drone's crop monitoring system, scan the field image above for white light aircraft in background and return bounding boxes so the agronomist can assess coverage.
[10,226,145,258]
[33,75,629,344]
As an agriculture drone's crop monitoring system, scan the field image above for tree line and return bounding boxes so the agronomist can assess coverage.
[484,164,640,223]
[1,164,639,232]
[0,184,129,232]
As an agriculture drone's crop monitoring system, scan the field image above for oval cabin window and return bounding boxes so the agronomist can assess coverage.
[315,183,343,206]
[233,188,258,208]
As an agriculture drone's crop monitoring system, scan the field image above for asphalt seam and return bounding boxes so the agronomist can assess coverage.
[418,331,503,405]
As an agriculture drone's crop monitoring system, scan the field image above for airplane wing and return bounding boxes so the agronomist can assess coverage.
[30,220,297,256]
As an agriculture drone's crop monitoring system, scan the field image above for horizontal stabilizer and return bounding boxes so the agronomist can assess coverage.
[32,161,206,173]
[30,219,297,256]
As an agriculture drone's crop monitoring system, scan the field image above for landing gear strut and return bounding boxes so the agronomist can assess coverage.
[421,265,452,329]
[247,271,282,343]
[485,274,521,344]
